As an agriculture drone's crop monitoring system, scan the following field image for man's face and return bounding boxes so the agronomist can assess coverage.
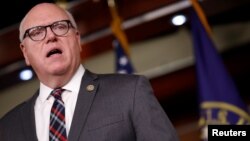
[20,4,82,82]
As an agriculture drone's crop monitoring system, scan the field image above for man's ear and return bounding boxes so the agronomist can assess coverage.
[20,44,31,66]
[76,31,82,52]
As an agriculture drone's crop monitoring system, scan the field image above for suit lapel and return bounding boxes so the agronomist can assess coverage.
[68,70,99,141]
[20,91,39,141]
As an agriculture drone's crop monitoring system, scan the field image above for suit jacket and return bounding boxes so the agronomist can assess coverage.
[0,70,179,141]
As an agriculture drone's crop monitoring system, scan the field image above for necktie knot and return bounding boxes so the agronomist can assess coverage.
[50,88,65,101]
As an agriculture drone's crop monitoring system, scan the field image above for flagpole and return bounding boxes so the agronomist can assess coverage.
[108,0,131,56]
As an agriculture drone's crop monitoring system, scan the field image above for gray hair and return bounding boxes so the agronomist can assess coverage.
[19,8,78,42]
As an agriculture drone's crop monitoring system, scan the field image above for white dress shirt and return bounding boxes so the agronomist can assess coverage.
[34,65,85,141]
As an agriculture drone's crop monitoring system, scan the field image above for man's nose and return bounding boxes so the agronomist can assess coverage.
[46,26,56,39]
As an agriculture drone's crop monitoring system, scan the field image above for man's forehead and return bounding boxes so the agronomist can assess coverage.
[24,8,68,28]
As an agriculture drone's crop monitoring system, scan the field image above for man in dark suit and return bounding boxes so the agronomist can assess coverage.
[0,3,179,141]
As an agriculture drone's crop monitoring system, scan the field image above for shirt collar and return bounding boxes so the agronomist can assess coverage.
[39,65,85,103]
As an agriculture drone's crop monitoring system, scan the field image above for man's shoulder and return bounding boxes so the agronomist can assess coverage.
[0,101,27,124]
[97,73,146,82]
[85,70,150,88]
[0,90,37,127]
[92,73,151,89]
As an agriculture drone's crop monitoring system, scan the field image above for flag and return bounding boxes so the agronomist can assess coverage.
[190,8,250,140]
[108,0,135,74]
[113,39,135,74]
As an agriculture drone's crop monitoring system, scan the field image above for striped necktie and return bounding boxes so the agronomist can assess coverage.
[49,88,68,141]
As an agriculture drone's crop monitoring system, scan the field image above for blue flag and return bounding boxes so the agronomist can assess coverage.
[190,9,250,140]
[113,39,135,74]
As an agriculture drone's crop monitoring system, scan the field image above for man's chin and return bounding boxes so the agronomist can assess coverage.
[49,67,68,76]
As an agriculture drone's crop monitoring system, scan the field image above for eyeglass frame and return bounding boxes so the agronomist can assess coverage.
[22,20,74,41]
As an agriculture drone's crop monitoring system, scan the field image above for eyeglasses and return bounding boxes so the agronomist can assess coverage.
[23,20,73,41]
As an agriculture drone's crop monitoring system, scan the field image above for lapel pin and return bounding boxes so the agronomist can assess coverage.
[86,84,95,92]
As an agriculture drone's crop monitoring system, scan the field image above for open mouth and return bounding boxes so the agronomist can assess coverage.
[46,49,62,57]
